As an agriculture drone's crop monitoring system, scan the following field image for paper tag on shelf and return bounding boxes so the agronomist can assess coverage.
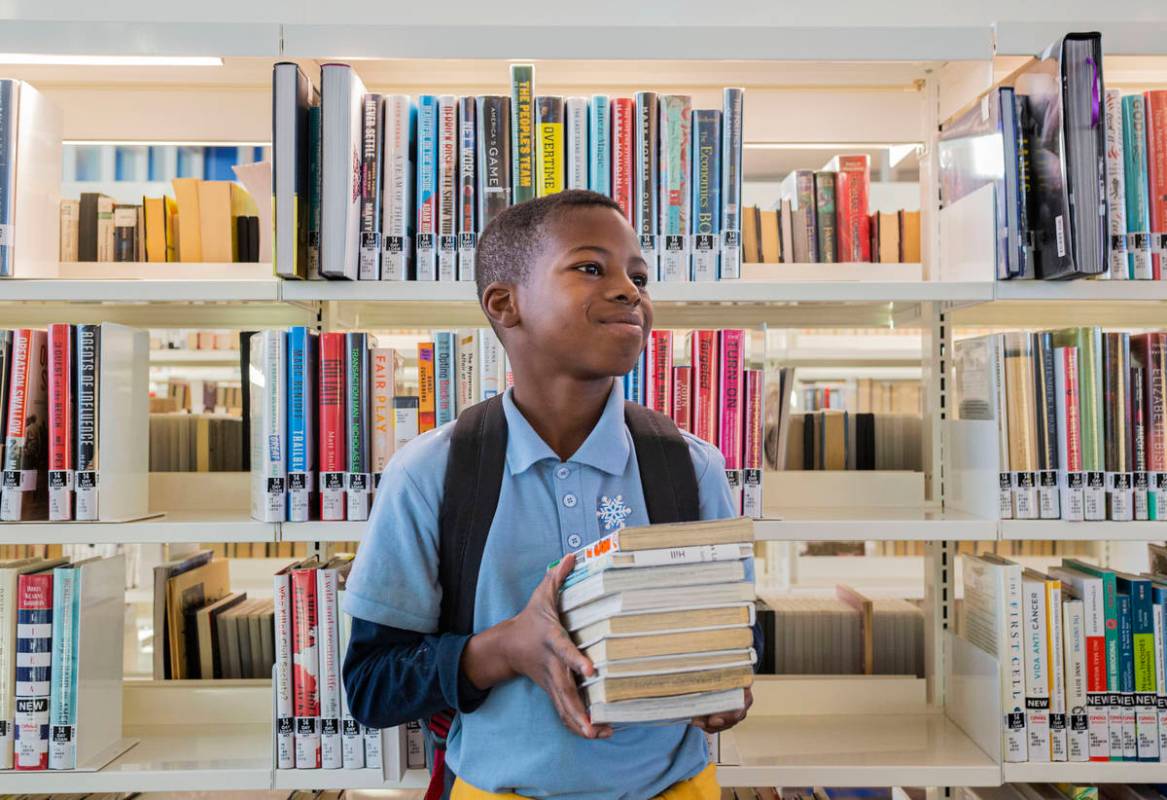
[640,233,658,275]
[1062,472,1084,522]
[999,472,1014,519]
[438,234,457,281]
[347,472,371,521]
[742,468,762,519]
[1135,471,1150,521]
[75,471,99,521]
[659,235,688,281]
[720,229,741,279]
[1038,470,1060,519]
[48,723,75,771]
[263,476,286,521]
[692,234,718,281]
[0,482,22,521]
[288,471,313,522]
[1154,473,1167,520]
[381,234,410,281]
[415,234,437,281]
[1084,471,1106,520]
[725,469,743,515]
[48,470,73,521]
[359,233,381,280]
[458,233,477,281]
[1086,694,1110,760]
[1108,472,1134,521]
[321,471,346,521]
[1013,472,1038,519]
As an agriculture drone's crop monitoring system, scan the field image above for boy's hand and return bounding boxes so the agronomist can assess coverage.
[690,686,753,734]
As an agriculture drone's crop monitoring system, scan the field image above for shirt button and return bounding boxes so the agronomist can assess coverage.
[556,466,570,480]
[568,534,582,548]
[563,494,578,508]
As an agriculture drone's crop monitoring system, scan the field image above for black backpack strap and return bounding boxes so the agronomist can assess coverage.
[624,402,700,524]
[437,394,508,635]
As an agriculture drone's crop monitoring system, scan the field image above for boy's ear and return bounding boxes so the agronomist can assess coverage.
[481,281,521,330]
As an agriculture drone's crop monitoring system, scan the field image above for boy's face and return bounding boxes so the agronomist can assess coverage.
[512,206,653,378]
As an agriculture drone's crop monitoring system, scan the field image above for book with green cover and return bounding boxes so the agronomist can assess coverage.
[510,64,535,204]
[1062,558,1121,761]
[814,171,837,264]
[1116,572,1159,761]
[1053,328,1105,519]
[1122,94,1154,280]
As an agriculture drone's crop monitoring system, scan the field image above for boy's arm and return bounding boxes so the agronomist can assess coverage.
[342,617,490,730]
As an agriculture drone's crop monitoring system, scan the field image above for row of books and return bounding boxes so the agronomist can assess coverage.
[954,329,1167,521]
[59,181,263,263]
[555,517,755,724]
[868,540,1095,558]
[968,785,1167,800]
[741,200,923,266]
[966,552,1167,763]
[798,380,922,416]
[782,411,923,472]
[152,330,239,352]
[940,32,1167,281]
[154,379,243,417]
[149,413,244,472]
[204,541,313,560]
[273,62,745,282]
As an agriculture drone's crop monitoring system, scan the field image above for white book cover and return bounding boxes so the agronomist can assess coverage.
[1062,597,1090,761]
[317,567,342,769]
[249,331,286,522]
[0,561,27,768]
[321,64,366,280]
[1047,581,1068,761]
[381,95,414,281]
[1022,574,1052,761]
[591,687,744,725]
[1051,566,1109,759]
[559,560,746,613]
[436,95,458,281]
[338,590,364,769]
[1104,89,1129,279]
[1155,596,1167,758]
[456,330,480,417]
[562,582,755,633]
[479,327,504,401]
[273,568,294,769]
[989,336,1014,519]
[566,97,589,190]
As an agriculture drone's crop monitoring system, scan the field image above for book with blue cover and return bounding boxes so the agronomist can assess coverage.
[415,95,439,281]
[720,88,744,280]
[434,331,456,427]
[48,563,79,770]
[1122,94,1154,280]
[1116,572,1160,761]
[658,95,692,282]
[286,326,317,522]
[589,96,610,196]
[457,97,477,282]
[1117,591,1138,759]
[691,109,722,282]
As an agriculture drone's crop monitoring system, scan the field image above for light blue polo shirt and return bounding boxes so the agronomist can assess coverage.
[343,379,739,799]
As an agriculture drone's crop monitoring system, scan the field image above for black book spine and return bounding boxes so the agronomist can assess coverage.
[74,324,100,520]
[359,93,383,279]
[78,193,98,262]
[476,95,512,229]
[248,217,260,262]
[236,216,250,264]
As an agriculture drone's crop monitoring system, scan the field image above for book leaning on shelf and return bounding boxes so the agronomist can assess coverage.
[271,62,745,283]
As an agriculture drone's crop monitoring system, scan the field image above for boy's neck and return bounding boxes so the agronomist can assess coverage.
[509,372,615,462]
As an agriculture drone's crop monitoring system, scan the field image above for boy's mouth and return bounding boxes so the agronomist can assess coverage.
[600,311,646,337]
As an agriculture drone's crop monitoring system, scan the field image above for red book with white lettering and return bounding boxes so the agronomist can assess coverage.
[318,333,346,521]
[826,154,871,261]
[291,565,321,769]
[1146,91,1167,280]
[718,330,746,498]
[688,330,718,446]
[645,330,673,416]
[610,98,635,224]
[46,324,73,521]
[742,368,763,518]
[672,365,692,433]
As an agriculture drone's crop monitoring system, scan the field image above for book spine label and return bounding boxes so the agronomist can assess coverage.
[1023,579,1052,762]
[658,95,692,282]
[476,95,512,231]
[274,571,294,769]
[405,720,426,768]
[437,96,458,281]
[458,96,477,282]
[692,109,722,282]
[720,88,744,279]
[646,331,673,416]
[1063,599,1090,762]
[672,365,692,434]
[536,96,565,198]
[415,96,438,281]
[346,333,371,522]
[1122,95,1154,279]
[364,725,382,769]
[392,397,419,451]
[566,97,589,190]
[47,324,72,521]
[371,349,396,484]
[435,332,456,426]
[318,333,347,521]
[47,566,77,770]
[72,326,98,521]
[15,572,51,770]
[359,93,383,280]
[1146,91,1167,280]
[316,569,342,769]
[1048,582,1068,761]
[418,343,436,433]
[589,95,610,196]
[1105,89,1130,278]
[611,98,635,224]
[292,568,321,768]
[718,330,745,471]
[835,155,871,261]
[510,65,535,204]
[742,369,763,519]
[479,328,503,401]
[381,95,414,281]
[287,328,315,521]
[635,92,659,272]
[455,331,477,415]
[691,331,718,445]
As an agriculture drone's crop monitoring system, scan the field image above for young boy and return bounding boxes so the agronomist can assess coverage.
[343,190,753,799]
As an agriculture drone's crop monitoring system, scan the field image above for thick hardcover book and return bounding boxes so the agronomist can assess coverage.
[320,64,367,280]
[536,96,565,198]
[1136,333,1167,519]
[358,93,383,280]
[318,333,347,521]
[635,92,660,272]
[1062,559,1121,761]
[457,96,477,281]
[781,170,818,263]
[415,95,439,281]
[454,330,478,416]
[1122,95,1154,279]
[273,63,317,279]
[1053,328,1106,519]
[72,325,98,521]
[392,396,419,451]
[48,563,78,770]
[292,566,321,768]
[1033,332,1061,519]
[718,330,746,497]
[1117,592,1138,759]
[418,342,436,433]
[95,195,115,262]
[611,97,635,223]
[273,565,295,768]
[434,331,457,427]
[510,64,536,204]
[720,88,745,279]
[742,369,763,519]
[308,104,323,278]
[690,330,719,446]
[316,565,342,769]
[380,95,415,281]
[1,329,48,521]
[476,95,512,232]
[1116,573,1159,761]
[645,331,673,416]
[14,571,51,769]
[825,154,870,262]
[78,193,101,263]
[1103,332,1134,521]
[371,348,399,486]
[657,95,692,282]
[436,95,458,281]
[589,95,610,196]
[286,327,317,522]
[691,109,722,282]
[1022,570,1052,761]
[815,172,837,264]
[1054,346,1085,521]
[46,324,73,521]
[672,365,692,434]
[1104,89,1129,278]
[1003,332,1040,519]
[112,205,137,262]
[1147,91,1167,280]
[250,330,287,523]
[565,96,588,190]
[345,333,371,521]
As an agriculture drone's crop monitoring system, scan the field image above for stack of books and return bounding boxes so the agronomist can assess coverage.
[556,517,756,725]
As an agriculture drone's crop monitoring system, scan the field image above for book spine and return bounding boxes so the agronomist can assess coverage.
[96,197,114,263]
[1122,95,1154,279]
[436,95,458,281]
[345,333,371,522]
[835,155,871,261]
[672,365,692,434]
[611,98,635,224]
[308,104,323,279]
[1146,91,1167,280]
[392,396,419,452]
[405,720,426,768]
[797,171,819,263]
[112,206,136,262]
[1001,564,1028,762]
[1118,592,1138,759]
[742,368,763,519]
[274,570,294,769]
[1048,580,1068,761]
[646,330,673,416]
[1076,329,1107,520]
[565,97,589,190]
[1154,588,1167,760]
[338,591,364,769]
[380,95,414,281]
[0,329,30,520]
[1064,598,1091,762]
[287,327,316,522]
[1003,332,1039,520]
[47,566,77,770]
[1104,333,1134,520]
[719,330,745,499]
[251,330,287,523]
[435,331,456,426]
[478,328,503,402]
[418,342,436,433]
[15,572,51,770]
[316,568,342,769]
[59,200,79,262]
[1034,332,1061,519]
[73,325,98,521]
[292,567,321,768]
[318,332,347,521]
[320,64,362,279]
[720,87,744,279]
[1023,578,1052,762]
[455,330,477,415]
[536,96,565,198]
[691,109,722,282]
[364,725,382,769]
[371,349,396,487]
[273,65,306,278]
[0,81,15,276]
[359,93,383,280]
[2,330,46,522]
[658,95,692,282]
[415,95,438,281]
[476,95,512,232]
[1105,89,1130,278]
[1134,354,1150,520]
[47,324,73,521]
[993,336,1014,519]
[510,64,536,204]
[635,92,659,274]
[1145,333,1167,519]
[1075,574,1110,761]
[1128,580,1160,761]
[623,349,645,405]
[815,172,837,264]
[691,330,719,446]
[589,95,610,196]
[1055,346,1085,521]
[457,96,477,282]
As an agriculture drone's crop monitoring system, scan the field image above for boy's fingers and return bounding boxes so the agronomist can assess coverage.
[549,553,576,590]
[547,626,594,677]
[547,663,595,738]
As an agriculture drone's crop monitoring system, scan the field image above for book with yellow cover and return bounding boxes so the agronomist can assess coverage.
[172,178,203,262]
[759,209,780,263]
[582,662,753,704]
[143,196,177,262]
[582,626,752,662]
[167,558,230,679]
[198,180,244,262]
[417,342,436,433]
[572,604,754,646]
[536,96,564,197]
[899,210,921,262]
[1003,332,1040,519]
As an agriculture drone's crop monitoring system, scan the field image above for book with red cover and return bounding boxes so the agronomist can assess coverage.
[672,365,692,434]
[47,324,73,521]
[610,98,635,224]
[689,330,718,446]
[1,329,48,521]
[418,342,436,433]
[14,571,52,770]
[1136,333,1167,519]
[318,333,346,521]
[1146,91,1167,280]
[827,154,871,261]
[742,368,763,518]
[645,330,673,416]
[718,330,746,473]
[292,565,321,769]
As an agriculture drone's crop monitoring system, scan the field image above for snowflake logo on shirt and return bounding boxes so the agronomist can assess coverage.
[596,495,632,532]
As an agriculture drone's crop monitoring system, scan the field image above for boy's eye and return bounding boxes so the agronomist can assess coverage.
[631,274,648,288]
[575,262,602,275]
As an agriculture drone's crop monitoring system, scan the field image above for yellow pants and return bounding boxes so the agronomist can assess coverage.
[451,761,719,800]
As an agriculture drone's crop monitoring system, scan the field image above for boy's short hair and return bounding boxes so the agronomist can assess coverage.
[475,189,625,302]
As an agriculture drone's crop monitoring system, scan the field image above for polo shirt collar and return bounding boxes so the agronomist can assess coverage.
[501,380,631,477]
